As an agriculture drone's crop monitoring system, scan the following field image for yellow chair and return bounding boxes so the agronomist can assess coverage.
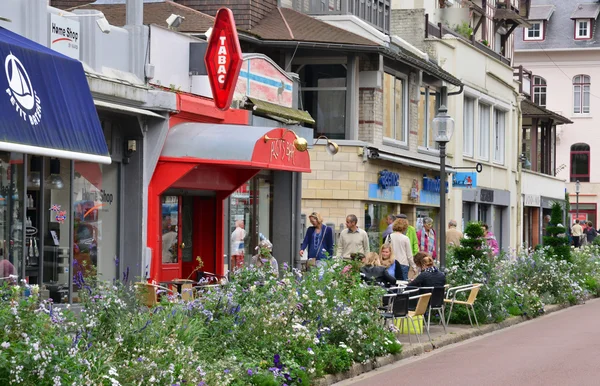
[134,282,175,307]
[407,293,432,345]
[172,279,195,301]
[444,284,482,328]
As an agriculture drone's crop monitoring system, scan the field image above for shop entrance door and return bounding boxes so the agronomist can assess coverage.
[160,195,182,281]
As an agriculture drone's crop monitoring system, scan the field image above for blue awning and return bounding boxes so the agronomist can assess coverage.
[0,27,110,164]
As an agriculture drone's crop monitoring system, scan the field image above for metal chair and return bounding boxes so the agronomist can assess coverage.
[419,286,448,334]
[379,293,397,326]
[444,283,482,328]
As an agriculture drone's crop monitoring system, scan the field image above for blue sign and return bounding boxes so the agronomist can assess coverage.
[453,172,477,189]
[422,175,448,193]
[0,27,109,162]
[368,183,402,201]
[419,190,440,206]
[378,169,399,189]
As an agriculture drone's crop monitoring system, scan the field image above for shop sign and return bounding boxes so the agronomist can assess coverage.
[422,175,448,193]
[524,194,541,207]
[453,172,477,189]
[235,56,294,108]
[50,14,80,60]
[480,189,494,203]
[378,170,399,189]
[368,183,402,201]
[205,8,243,111]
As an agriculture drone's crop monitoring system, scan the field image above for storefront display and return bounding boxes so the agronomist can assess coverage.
[0,152,24,280]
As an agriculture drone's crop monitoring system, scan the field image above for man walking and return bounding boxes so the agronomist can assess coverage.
[446,220,463,247]
[382,214,396,243]
[336,214,370,258]
[572,219,583,248]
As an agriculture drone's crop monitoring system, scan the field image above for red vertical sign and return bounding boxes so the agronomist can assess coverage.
[204,8,243,111]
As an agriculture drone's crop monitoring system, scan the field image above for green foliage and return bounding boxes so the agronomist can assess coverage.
[542,202,571,262]
[454,21,473,39]
[0,260,401,385]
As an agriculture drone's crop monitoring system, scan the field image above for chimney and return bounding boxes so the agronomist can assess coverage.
[175,0,278,31]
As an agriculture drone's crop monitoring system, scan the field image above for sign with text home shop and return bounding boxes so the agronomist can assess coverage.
[49,14,80,60]
[205,8,243,111]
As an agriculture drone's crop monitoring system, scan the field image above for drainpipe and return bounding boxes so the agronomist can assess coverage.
[516,94,525,251]
[125,0,147,81]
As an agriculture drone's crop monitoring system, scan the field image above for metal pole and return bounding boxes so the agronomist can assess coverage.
[439,142,447,271]
[576,192,579,220]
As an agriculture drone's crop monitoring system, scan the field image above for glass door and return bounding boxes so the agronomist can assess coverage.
[161,195,182,278]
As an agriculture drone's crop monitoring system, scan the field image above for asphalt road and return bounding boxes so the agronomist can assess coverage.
[337,298,600,386]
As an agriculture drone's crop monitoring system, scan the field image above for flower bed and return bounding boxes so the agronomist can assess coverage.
[0,260,401,385]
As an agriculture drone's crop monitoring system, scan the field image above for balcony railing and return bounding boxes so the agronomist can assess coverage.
[425,15,511,66]
[513,65,533,98]
[292,0,390,34]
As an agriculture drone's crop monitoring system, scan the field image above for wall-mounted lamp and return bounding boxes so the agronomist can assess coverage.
[263,130,309,152]
[45,158,64,190]
[27,156,42,189]
[166,14,185,30]
[314,135,339,155]
[124,139,137,165]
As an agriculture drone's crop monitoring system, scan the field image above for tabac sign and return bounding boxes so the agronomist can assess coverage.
[205,8,243,111]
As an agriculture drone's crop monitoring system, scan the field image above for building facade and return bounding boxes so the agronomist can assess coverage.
[515,0,600,229]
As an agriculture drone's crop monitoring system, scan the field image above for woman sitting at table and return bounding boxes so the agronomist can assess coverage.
[251,239,278,275]
[406,252,446,288]
[360,252,396,286]
[379,243,398,280]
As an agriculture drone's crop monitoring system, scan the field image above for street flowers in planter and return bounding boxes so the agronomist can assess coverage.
[0,259,401,385]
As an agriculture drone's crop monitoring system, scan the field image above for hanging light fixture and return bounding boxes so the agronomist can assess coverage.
[45,158,64,190]
[27,156,42,189]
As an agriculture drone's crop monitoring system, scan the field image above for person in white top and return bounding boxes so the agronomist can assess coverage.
[388,218,417,280]
[230,220,247,268]
[572,220,583,248]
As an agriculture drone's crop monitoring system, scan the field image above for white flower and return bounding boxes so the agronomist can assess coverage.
[1,342,9,349]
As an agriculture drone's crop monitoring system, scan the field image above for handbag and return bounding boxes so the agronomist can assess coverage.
[315,225,328,259]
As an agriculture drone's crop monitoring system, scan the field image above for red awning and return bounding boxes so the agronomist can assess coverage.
[160,123,311,173]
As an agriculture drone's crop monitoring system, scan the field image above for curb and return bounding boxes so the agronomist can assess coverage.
[316,302,572,386]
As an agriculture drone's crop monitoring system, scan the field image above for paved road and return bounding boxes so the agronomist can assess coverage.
[338,298,600,386]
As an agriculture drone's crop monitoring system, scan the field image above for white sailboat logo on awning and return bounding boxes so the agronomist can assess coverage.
[4,52,42,125]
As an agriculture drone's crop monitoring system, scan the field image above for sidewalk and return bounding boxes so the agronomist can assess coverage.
[316,303,569,386]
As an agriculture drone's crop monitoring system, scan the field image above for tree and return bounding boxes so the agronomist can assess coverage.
[453,222,486,264]
[542,202,571,262]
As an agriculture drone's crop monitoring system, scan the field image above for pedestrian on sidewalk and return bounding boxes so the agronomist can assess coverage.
[300,212,334,268]
[572,220,583,248]
[417,217,437,260]
[446,219,463,247]
[336,214,370,258]
[381,214,396,245]
[585,221,597,245]
[388,218,417,281]
[397,214,419,256]
[482,223,499,256]
[230,220,247,269]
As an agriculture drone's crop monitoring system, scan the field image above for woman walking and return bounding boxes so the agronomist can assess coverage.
[388,218,417,280]
[300,212,334,268]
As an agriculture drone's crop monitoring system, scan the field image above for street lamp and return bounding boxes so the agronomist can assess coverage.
[575,180,581,222]
[432,105,455,271]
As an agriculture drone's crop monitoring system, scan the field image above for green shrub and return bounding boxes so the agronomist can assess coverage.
[542,202,571,262]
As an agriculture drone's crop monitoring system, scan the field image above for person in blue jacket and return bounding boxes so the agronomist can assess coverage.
[300,212,334,268]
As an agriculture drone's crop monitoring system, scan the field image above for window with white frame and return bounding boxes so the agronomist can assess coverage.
[575,19,592,39]
[493,109,506,164]
[524,21,544,41]
[478,103,491,160]
[573,74,591,114]
[417,86,440,150]
[533,76,547,107]
[383,72,407,143]
[463,97,475,157]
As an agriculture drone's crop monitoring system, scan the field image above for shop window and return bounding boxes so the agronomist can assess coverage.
[383,72,407,144]
[570,143,590,182]
[523,21,544,41]
[463,97,475,157]
[0,153,24,282]
[298,64,347,140]
[478,103,491,160]
[573,75,590,114]
[533,76,547,107]
[73,162,120,283]
[575,19,592,39]
[493,109,506,165]
[417,86,440,150]
[365,203,394,251]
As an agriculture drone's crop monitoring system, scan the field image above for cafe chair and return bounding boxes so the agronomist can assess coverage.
[407,293,432,345]
[134,282,175,308]
[419,286,448,334]
[444,283,482,329]
[379,293,396,321]
[382,292,421,344]
[171,279,195,301]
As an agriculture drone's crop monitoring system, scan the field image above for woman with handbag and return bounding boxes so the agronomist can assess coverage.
[300,212,334,268]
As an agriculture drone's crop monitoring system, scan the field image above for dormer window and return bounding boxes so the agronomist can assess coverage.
[575,19,592,39]
[524,21,544,41]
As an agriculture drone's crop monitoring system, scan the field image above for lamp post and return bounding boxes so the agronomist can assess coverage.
[432,105,455,271]
[575,180,581,222]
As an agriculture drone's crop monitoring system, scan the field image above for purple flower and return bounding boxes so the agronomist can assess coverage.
[224,369,230,374]
[137,357,143,362]
[247,369,253,376]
